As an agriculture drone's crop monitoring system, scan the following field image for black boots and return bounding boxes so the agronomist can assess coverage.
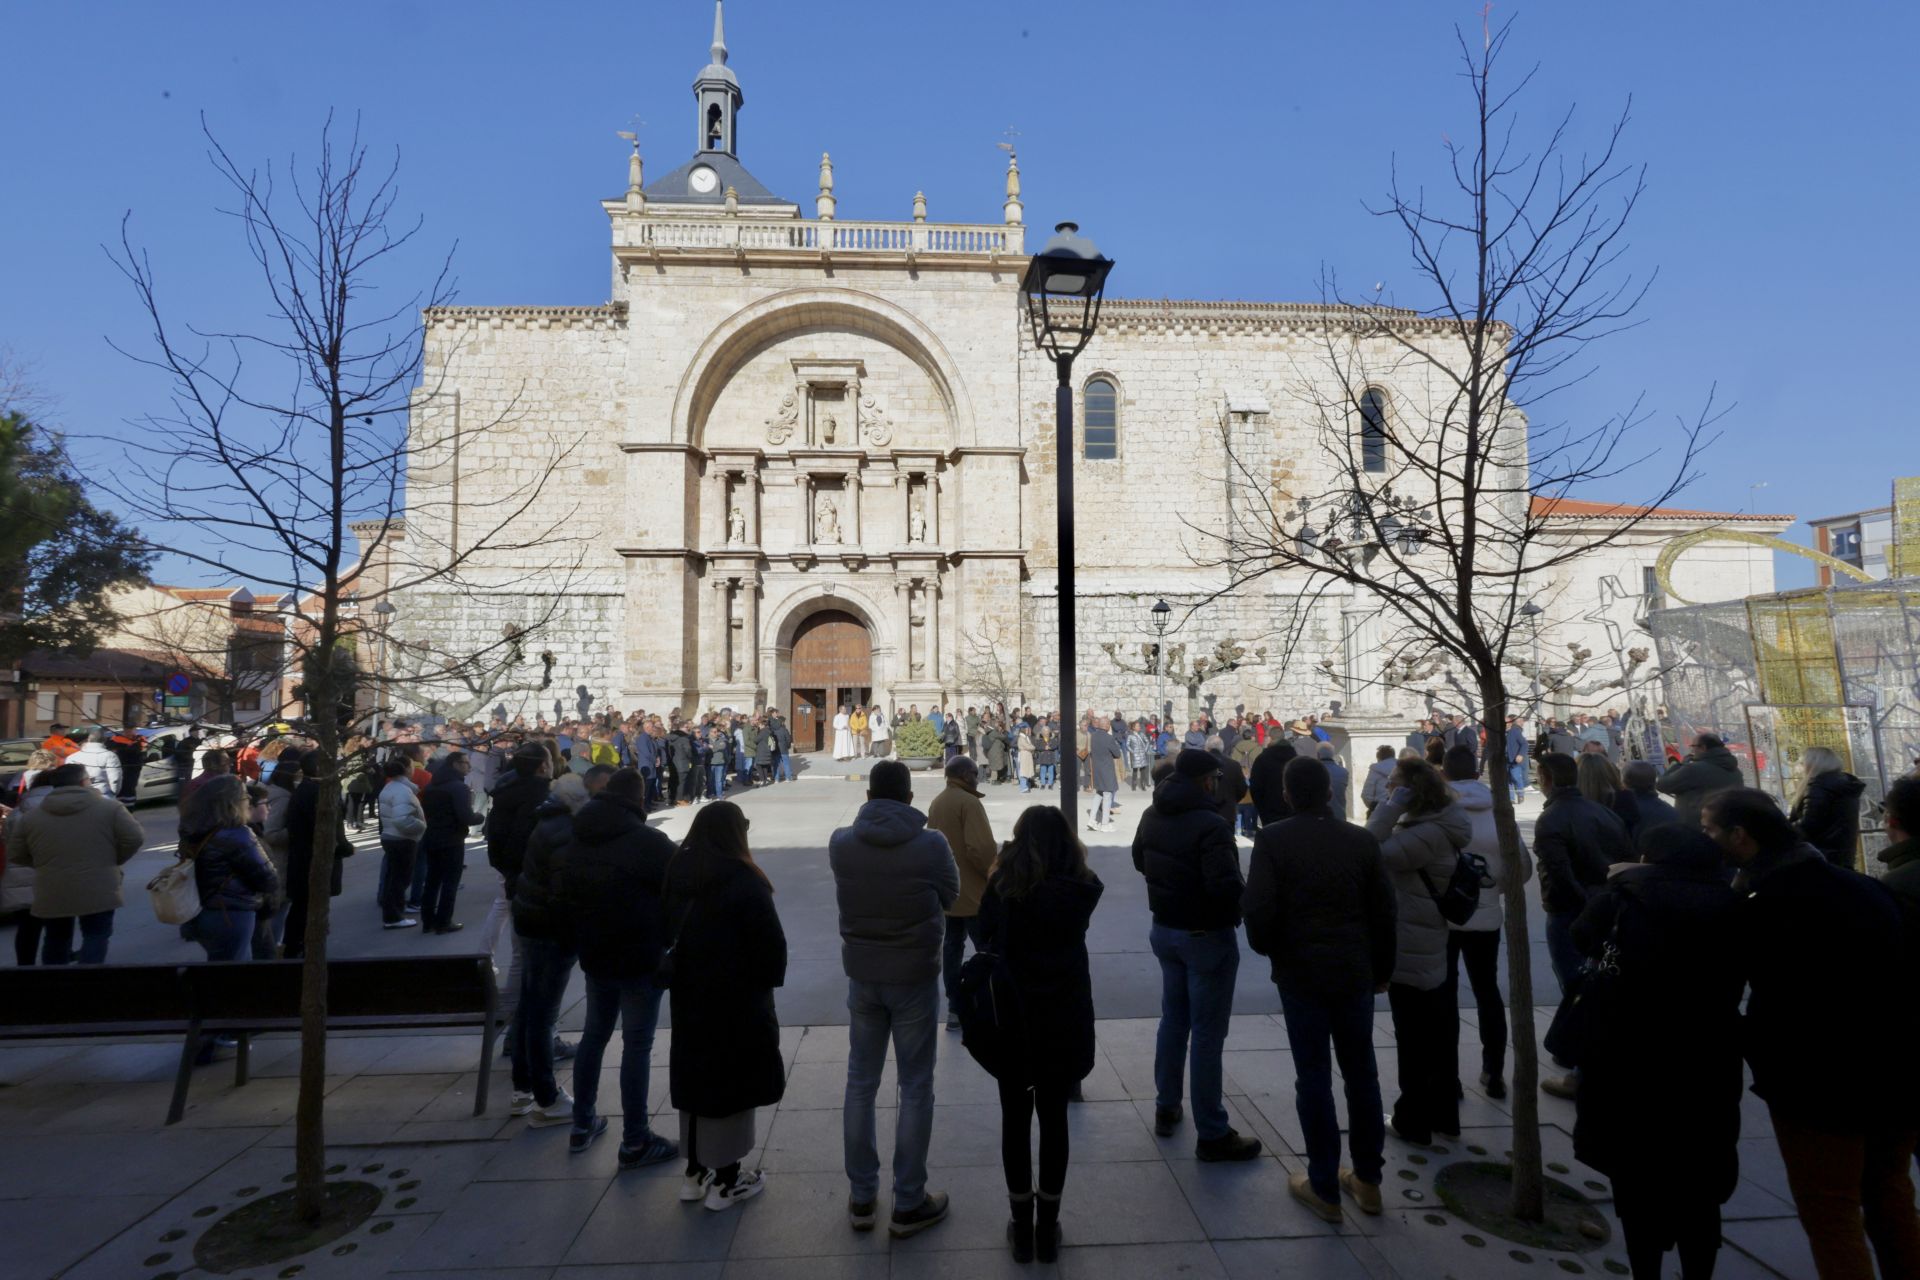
[1036,1192,1061,1264]
[1007,1193,1034,1263]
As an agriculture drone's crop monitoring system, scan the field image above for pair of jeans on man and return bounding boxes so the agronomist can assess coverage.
[1091,789,1118,826]
[1278,989,1385,1203]
[572,972,667,1148]
[378,836,418,923]
[512,937,577,1107]
[940,915,983,1012]
[418,841,466,932]
[844,979,939,1211]
[1148,924,1237,1140]
[40,910,114,964]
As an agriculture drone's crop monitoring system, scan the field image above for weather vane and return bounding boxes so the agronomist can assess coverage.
[996,125,1021,159]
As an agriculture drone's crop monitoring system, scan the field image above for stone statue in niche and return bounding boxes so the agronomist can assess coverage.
[727,506,747,544]
[908,493,927,543]
[765,391,799,445]
[859,394,894,447]
[821,414,839,446]
[816,497,842,544]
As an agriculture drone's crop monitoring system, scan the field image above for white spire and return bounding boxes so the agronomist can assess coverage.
[711,0,727,64]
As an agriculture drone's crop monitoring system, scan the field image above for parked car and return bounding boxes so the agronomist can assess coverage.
[0,737,40,801]
[132,723,239,805]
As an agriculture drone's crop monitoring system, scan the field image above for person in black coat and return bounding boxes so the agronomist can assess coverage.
[665,801,787,1211]
[487,745,553,892]
[1704,788,1920,1279]
[1130,749,1260,1162]
[666,726,698,805]
[281,751,354,959]
[1570,824,1741,1280]
[418,752,483,934]
[974,805,1104,1263]
[1787,750,1866,868]
[553,768,681,1164]
[1251,736,1297,825]
[1243,756,1395,1223]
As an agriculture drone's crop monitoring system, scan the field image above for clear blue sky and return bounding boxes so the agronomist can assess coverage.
[4,1,1914,588]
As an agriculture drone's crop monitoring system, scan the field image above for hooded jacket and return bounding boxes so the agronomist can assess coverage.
[485,766,550,879]
[420,762,481,853]
[1247,741,1299,825]
[1789,770,1866,867]
[185,824,280,912]
[829,798,958,985]
[1131,774,1243,931]
[509,787,586,944]
[378,775,427,842]
[1366,795,1472,990]
[554,794,675,976]
[1446,778,1521,933]
[1655,745,1744,825]
[9,785,145,917]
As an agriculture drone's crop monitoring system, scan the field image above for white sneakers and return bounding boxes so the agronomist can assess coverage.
[526,1088,576,1127]
[509,1091,535,1117]
[704,1169,765,1212]
[680,1168,715,1202]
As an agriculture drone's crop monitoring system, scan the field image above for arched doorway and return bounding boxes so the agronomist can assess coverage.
[789,609,872,753]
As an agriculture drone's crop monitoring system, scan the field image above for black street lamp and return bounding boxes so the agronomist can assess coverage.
[1022,221,1114,824]
[1150,598,1172,728]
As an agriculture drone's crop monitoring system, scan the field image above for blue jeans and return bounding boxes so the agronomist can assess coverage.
[1279,988,1385,1201]
[1148,923,1240,1140]
[511,937,576,1105]
[941,915,984,1007]
[1509,761,1528,794]
[572,971,665,1147]
[378,837,417,923]
[1544,911,1583,992]
[844,978,939,1208]
[1018,773,1031,793]
[774,753,793,782]
[1237,802,1258,837]
[1039,763,1056,787]
[195,907,256,962]
[40,910,115,964]
[708,763,727,798]
[407,840,431,909]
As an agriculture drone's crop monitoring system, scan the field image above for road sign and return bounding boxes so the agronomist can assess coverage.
[165,672,191,696]
[164,696,192,709]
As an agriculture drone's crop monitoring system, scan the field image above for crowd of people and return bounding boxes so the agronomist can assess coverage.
[4,700,1919,1276]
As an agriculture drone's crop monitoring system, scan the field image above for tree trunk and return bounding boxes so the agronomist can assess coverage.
[1480,680,1546,1222]
[293,646,342,1223]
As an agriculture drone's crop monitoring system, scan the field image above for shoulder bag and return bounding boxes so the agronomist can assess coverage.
[149,833,213,926]
[1542,888,1631,1068]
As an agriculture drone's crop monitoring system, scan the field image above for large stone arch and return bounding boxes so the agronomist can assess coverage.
[672,287,977,448]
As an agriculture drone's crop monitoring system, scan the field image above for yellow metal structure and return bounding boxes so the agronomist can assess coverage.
[1653,530,1874,605]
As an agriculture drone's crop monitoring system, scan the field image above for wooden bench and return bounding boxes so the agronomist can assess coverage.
[0,956,498,1124]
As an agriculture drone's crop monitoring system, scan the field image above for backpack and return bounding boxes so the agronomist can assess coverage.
[1417,848,1494,926]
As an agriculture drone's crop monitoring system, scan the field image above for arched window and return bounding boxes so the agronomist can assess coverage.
[1358,388,1389,473]
[1084,378,1118,459]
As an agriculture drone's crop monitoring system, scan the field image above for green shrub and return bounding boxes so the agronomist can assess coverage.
[893,718,942,759]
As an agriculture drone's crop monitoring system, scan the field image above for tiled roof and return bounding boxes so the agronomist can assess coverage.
[1530,496,1794,523]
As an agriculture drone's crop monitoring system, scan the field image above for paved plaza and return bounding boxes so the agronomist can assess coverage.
[1,776,1822,1278]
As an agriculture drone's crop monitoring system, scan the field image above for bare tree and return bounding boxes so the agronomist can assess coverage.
[104,115,582,1225]
[1192,22,1716,1221]
[956,618,1026,714]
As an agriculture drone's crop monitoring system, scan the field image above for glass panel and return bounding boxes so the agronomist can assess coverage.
[1360,390,1388,473]
[1085,380,1118,459]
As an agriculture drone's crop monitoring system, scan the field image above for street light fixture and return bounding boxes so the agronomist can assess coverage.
[1022,221,1115,824]
[1150,598,1172,728]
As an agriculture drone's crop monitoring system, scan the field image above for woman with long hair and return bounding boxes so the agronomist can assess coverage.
[1788,744,1866,867]
[179,774,280,962]
[664,801,786,1211]
[976,805,1104,1263]
[1577,753,1638,834]
[1365,757,1471,1144]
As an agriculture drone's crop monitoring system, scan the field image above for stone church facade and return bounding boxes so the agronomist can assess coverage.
[398,6,1779,747]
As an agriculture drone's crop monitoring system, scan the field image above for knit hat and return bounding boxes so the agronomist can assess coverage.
[1175,747,1221,779]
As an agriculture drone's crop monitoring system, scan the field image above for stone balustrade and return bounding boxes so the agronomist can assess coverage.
[617,216,1024,257]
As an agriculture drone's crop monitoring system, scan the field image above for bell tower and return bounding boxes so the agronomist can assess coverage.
[693,0,742,156]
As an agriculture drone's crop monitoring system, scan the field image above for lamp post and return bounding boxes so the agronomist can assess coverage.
[1021,221,1114,825]
[372,600,396,742]
[1150,598,1172,731]
[1520,601,1544,720]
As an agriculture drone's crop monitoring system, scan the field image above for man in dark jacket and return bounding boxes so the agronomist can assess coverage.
[1620,761,1679,835]
[1704,788,1920,1279]
[1655,733,1743,827]
[1247,738,1299,826]
[768,711,794,783]
[486,745,552,893]
[281,751,353,959]
[506,771,589,1128]
[829,760,959,1238]
[1207,734,1254,838]
[1131,748,1260,1162]
[1532,751,1630,1097]
[1878,775,1920,931]
[418,751,483,934]
[1243,756,1394,1221]
[551,768,681,1164]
